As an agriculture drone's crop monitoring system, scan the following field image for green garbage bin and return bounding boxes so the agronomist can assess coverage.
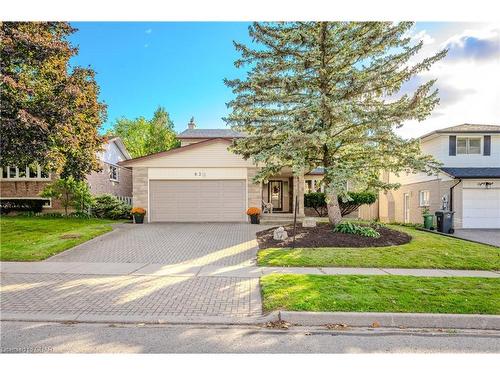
[423,214,433,229]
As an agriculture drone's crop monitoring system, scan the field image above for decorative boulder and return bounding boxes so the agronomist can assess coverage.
[273,226,288,241]
[302,217,317,228]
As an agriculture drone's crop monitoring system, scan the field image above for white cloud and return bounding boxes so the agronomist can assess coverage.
[396,23,500,139]
[412,30,435,45]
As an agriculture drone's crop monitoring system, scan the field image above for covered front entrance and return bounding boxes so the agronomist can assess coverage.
[261,171,304,216]
[263,178,293,213]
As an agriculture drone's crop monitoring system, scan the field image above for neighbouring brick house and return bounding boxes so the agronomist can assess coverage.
[86,137,133,203]
[0,136,133,212]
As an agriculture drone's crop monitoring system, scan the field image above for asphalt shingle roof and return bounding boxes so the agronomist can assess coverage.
[421,124,500,139]
[440,167,500,179]
[177,128,246,139]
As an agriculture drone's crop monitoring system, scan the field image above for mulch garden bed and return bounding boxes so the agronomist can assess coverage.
[257,223,411,249]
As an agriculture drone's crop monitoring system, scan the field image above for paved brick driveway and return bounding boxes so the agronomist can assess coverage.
[48,223,269,266]
[1,223,272,322]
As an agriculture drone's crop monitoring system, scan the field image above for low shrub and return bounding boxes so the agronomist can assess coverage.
[304,191,377,217]
[91,194,131,220]
[0,199,48,214]
[333,221,380,238]
[68,211,92,219]
[304,192,327,216]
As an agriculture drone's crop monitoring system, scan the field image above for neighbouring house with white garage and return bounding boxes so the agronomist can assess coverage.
[378,124,500,229]
[120,118,324,223]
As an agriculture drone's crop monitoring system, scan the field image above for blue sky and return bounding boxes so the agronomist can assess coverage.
[69,22,499,137]
[70,22,252,133]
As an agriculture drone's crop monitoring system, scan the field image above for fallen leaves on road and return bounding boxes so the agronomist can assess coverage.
[325,323,349,330]
[263,320,292,330]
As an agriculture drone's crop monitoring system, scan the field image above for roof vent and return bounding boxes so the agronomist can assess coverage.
[188,117,196,130]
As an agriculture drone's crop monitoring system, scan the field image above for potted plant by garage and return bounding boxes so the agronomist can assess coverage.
[131,207,146,224]
[246,207,261,224]
[422,207,433,229]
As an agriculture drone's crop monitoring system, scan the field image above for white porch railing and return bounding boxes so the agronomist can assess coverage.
[116,196,133,206]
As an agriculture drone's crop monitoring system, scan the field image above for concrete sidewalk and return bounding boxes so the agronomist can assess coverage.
[1,261,499,278]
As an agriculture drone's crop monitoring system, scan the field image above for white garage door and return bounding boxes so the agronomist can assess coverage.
[149,180,247,222]
[462,189,500,228]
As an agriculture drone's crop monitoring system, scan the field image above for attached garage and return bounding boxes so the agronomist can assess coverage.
[462,188,500,228]
[149,179,247,222]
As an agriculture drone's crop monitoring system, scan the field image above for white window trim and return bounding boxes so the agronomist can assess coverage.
[456,137,482,155]
[419,190,430,207]
[0,165,50,181]
[42,198,52,208]
[108,164,119,182]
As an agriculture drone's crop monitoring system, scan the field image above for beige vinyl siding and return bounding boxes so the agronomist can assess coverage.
[127,140,255,168]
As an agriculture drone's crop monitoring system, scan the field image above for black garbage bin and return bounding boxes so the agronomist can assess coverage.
[435,210,455,234]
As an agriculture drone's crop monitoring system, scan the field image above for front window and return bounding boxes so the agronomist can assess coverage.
[29,165,38,178]
[419,190,430,207]
[109,165,119,181]
[457,137,481,155]
[9,166,17,178]
[0,165,50,180]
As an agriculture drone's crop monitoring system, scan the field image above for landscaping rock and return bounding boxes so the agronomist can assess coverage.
[273,227,288,241]
[302,217,317,228]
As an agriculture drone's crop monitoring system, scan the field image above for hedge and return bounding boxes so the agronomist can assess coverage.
[304,191,377,217]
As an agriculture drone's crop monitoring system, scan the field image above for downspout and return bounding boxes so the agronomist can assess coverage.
[449,179,462,211]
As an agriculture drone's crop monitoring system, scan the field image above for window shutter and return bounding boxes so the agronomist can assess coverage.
[449,135,456,156]
[484,135,491,156]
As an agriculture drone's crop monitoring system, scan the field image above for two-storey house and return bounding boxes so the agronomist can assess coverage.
[378,124,500,229]
[1,136,133,212]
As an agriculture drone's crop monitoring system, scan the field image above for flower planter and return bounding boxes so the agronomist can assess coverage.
[133,214,145,224]
[250,215,260,224]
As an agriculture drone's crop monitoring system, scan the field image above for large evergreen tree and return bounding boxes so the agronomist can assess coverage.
[225,22,446,225]
[0,22,106,180]
[108,106,179,158]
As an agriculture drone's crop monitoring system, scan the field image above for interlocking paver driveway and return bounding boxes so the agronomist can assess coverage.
[1,223,272,321]
[47,223,270,266]
[1,273,260,319]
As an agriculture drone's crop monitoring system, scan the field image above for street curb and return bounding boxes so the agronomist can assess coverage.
[0,312,280,326]
[278,311,500,330]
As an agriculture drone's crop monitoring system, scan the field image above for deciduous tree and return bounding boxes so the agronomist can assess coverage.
[108,106,179,158]
[0,22,106,179]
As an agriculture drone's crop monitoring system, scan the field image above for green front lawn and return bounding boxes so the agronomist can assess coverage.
[0,216,118,261]
[258,225,500,270]
[261,274,500,314]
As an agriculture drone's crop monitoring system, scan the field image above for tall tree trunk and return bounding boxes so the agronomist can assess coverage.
[327,192,342,226]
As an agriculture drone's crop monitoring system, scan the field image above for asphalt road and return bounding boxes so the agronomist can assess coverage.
[1,321,499,353]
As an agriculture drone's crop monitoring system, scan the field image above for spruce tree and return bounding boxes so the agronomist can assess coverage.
[225,22,446,225]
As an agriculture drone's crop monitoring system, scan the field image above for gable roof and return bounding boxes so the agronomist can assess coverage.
[421,124,500,140]
[118,138,233,166]
[440,167,500,179]
[177,128,246,139]
[106,136,132,160]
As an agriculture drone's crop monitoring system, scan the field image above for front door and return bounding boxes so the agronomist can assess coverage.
[403,193,410,223]
[269,180,283,211]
